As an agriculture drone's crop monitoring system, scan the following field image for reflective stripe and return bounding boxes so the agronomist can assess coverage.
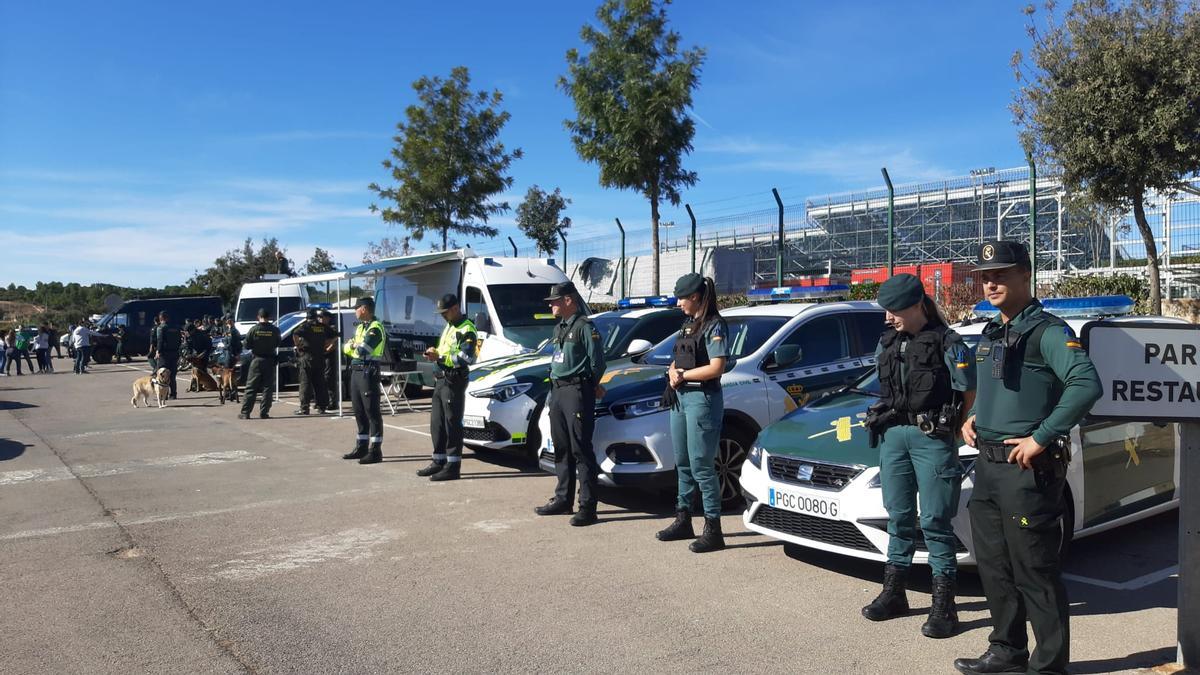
[445,456,462,463]
[369,436,382,443]
[356,434,368,440]
[432,453,447,460]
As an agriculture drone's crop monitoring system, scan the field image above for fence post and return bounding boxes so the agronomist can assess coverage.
[615,218,626,298]
[507,237,517,257]
[772,188,784,286]
[686,204,697,274]
[559,229,567,273]
[881,168,894,277]
[1028,154,1037,294]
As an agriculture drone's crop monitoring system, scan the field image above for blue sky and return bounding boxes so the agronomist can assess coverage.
[1,1,1034,287]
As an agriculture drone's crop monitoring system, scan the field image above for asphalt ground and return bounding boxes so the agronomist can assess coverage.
[0,356,1183,674]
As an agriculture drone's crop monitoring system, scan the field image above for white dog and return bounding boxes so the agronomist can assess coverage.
[131,368,171,408]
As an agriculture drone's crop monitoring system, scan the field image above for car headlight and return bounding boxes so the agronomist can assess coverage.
[610,395,666,420]
[470,382,532,402]
[747,445,764,469]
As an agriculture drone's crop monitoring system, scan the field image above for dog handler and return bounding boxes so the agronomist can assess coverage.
[239,308,281,420]
[342,297,385,465]
[954,241,1101,675]
[861,273,976,639]
[655,273,728,553]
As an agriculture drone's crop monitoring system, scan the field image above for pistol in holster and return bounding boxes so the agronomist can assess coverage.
[864,402,896,449]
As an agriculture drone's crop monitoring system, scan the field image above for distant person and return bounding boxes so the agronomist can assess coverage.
[147,316,161,372]
[2,330,15,376]
[14,329,36,374]
[318,309,341,408]
[48,323,63,359]
[275,250,293,276]
[239,308,281,419]
[222,316,241,370]
[35,326,52,373]
[292,308,331,415]
[153,312,182,398]
[189,319,213,372]
[71,320,101,374]
[114,324,130,364]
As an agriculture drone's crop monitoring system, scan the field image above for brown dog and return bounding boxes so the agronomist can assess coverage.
[131,368,171,408]
[187,357,221,397]
[211,364,239,404]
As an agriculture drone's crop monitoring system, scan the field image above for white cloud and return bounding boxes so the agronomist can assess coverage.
[697,136,951,185]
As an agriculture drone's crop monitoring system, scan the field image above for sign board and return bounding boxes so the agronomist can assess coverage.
[1082,321,1200,422]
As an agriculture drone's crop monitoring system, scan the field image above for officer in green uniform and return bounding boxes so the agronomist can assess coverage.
[238,308,281,420]
[342,297,386,464]
[416,294,478,481]
[115,324,129,363]
[861,273,976,638]
[154,312,182,399]
[655,273,728,552]
[319,309,341,408]
[147,315,160,372]
[954,240,1101,675]
[293,308,331,415]
[533,282,605,526]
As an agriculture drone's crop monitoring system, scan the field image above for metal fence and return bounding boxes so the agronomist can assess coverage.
[474,166,1200,299]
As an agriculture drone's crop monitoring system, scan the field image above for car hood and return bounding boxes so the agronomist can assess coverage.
[755,390,883,467]
[597,362,670,406]
[469,353,553,389]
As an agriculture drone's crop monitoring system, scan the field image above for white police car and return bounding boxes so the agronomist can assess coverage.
[462,298,683,455]
[739,295,1184,564]
[537,286,887,502]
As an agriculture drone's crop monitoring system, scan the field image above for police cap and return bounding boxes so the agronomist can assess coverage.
[543,282,578,301]
[306,308,318,320]
[353,296,375,311]
[877,273,926,312]
[673,273,704,298]
[436,293,460,312]
[256,307,271,320]
[975,240,1031,271]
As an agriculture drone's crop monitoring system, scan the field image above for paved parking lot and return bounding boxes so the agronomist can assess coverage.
[0,358,1182,673]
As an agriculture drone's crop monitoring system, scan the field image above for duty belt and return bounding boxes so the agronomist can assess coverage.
[977,439,1013,463]
[551,375,591,387]
[351,361,380,371]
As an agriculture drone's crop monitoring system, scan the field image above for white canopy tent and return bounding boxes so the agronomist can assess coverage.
[274,249,474,416]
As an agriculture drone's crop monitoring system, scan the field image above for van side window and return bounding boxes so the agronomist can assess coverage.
[769,315,849,370]
[464,287,492,333]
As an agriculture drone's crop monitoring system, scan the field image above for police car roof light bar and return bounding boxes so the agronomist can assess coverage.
[971,294,1135,319]
[617,296,677,309]
[746,284,850,303]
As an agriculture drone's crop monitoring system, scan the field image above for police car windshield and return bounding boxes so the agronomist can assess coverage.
[593,315,637,358]
[640,316,789,366]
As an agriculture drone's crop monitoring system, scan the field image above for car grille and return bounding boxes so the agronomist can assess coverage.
[768,456,864,491]
[750,505,877,553]
[463,423,510,443]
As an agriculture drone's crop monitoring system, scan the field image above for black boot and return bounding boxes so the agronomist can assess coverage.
[689,517,725,553]
[342,443,367,460]
[535,498,572,516]
[570,505,598,527]
[429,462,460,481]
[416,461,445,477]
[862,563,910,621]
[358,443,382,465]
[655,510,695,541]
[952,649,1027,674]
[922,574,959,639]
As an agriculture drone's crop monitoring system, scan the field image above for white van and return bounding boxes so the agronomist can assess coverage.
[233,275,310,336]
[373,249,569,386]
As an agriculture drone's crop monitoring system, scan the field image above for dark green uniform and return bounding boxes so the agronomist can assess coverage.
[669,317,727,518]
[115,325,129,363]
[321,321,341,407]
[547,310,606,510]
[873,330,975,577]
[294,319,331,413]
[240,320,281,418]
[427,316,477,468]
[969,299,1101,674]
[153,322,182,398]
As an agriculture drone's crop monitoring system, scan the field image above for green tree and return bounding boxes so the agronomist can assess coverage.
[303,247,338,275]
[515,185,571,255]
[369,66,522,251]
[188,237,285,304]
[560,0,705,294]
[1013,0,1200,314]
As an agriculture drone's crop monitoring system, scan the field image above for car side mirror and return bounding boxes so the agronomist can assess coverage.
[625,338,653,357]
[773,344,802,369]
[474,312,493,335]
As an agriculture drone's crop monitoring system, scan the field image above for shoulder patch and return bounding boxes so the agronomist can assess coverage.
[591,329,601,341]
[1062,325,1082,349]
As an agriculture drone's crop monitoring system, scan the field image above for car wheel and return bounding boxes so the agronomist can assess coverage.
[91,347,113,365]
[716,423,753,504]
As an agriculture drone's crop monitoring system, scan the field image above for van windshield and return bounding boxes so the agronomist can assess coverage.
[490,283,558,349]
[237,297,304,323]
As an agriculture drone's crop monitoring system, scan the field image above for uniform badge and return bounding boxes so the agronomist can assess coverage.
[591,330,601,341]
[982,244,996,261]
[1063,327,1082,349]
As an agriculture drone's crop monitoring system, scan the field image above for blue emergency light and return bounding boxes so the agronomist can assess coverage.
[617,295,678,309]
[746,284,850,303]
[972,294,1135,319]
[307,302,333,309]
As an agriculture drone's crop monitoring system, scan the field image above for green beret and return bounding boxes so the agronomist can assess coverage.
[877,273,925,311]
[674,273,704,298]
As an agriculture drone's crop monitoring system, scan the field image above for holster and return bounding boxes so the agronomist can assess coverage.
[864,402,896,449]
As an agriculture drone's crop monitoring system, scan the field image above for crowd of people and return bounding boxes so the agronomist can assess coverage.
[2,324,64,375]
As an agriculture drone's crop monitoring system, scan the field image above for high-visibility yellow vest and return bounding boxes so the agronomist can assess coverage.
[344,319,385,361]
[437,318,476,369]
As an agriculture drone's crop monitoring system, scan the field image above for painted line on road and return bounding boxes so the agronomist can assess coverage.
[0,484,398,542]
[62,428,154,440]
[0,450,266,486]
[1062,565,1179,591]
[212,526,402,580]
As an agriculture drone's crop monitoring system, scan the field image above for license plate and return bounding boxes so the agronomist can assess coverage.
[463,415,486,429]
[768,486,840,519]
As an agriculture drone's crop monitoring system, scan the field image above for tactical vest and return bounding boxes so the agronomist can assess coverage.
[877,325,953,414]
[156,325,181,353]
[673,318,724,392]
[248,324,279,358]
